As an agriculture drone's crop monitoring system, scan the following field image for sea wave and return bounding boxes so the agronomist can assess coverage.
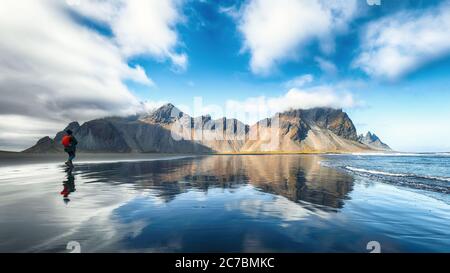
[350,152,450,157]
[345,166,450,183]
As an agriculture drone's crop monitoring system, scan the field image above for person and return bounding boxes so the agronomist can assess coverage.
[62,129,78,167]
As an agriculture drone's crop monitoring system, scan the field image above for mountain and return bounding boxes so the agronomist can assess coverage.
[242,108,364,152]
[24,103,391,154]
[358,132,391,151]
[24,114,213,154]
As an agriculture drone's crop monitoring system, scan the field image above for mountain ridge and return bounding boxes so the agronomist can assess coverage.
[24,103,391,154]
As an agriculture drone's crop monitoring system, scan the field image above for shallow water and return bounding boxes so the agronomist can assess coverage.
[0,154,449,253]
[322,154,450,194]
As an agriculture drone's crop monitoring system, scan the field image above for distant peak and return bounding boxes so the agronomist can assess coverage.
[358,131,391,151]
[365,131,379,140]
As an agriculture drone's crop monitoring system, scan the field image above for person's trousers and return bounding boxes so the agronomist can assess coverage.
[67,151,76,162]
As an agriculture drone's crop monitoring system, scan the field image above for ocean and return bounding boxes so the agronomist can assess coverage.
[321,153,450,194]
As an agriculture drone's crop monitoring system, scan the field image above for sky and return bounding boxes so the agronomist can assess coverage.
[1,0,450,152]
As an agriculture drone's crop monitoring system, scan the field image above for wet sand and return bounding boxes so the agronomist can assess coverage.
[0,154,449,253]
[0,152,196,167]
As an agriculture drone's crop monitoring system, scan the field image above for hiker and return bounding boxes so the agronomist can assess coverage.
[62,129,78,167]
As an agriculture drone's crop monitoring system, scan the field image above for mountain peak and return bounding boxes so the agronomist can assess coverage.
[365,131,380,142]
[65,121,80,130]
[161,102,175,109]
[153,103,177,114]
[144,103,185,124]
[359,131,391,151]
[278,107,357,140]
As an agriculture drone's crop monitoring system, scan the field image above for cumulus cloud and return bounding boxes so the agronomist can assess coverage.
[233,0,358,75]
[70,0,188,70]
[353,1,450,79]
[225,196,331,222]
[0,0,185,150]
[224,85,357,125]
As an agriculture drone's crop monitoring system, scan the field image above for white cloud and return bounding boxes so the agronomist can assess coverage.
[0,0,185,150]
[224,85,357,125]
[315,57,338,76]
[71,0,187,70]
[234,0,358,75]
[218,5,240,20]
[353,1,450,79]
[283,74,314,88]
[0,115,66,151]
[139,100,168,114]
[225,195,331,221]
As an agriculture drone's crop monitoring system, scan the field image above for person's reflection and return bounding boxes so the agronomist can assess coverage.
[61,166,76,204]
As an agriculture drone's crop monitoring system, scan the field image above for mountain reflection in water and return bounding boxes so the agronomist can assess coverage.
[76,155,354,210]
[1,154,448,253]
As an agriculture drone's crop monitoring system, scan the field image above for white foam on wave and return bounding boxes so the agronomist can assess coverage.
[423,175,450,182]
[350,152,450,157]
[345,166,406,177]
[345,166,450,182]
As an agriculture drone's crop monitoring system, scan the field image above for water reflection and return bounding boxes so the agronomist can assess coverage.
[60,166,76,204]
[75,155,354,209]
[1,155,449,252]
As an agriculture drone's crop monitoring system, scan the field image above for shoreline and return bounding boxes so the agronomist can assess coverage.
[2,150,392,155]
[0,152,197,167]
[0,150,388,166]
[3,150,448,167]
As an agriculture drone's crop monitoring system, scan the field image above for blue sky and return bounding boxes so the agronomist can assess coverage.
[1,0,450,152]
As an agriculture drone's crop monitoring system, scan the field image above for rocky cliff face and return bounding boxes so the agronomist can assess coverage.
[24,103,390,153]
[24,113,213,154]
[238,108,367,153]
[358,132,391,151]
